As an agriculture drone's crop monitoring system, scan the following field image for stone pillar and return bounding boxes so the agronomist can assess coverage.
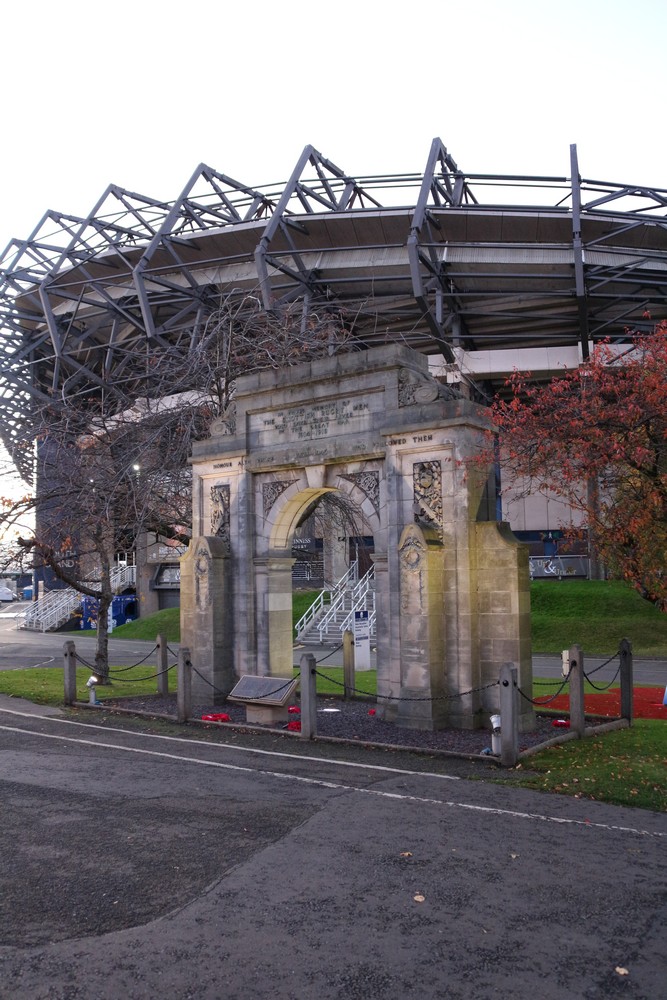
[371,553,394,720]
[396,524,446,730]
[179,537,234,705]
[253,557,270,675]
[266,557,296,678]
[475,521,534,731]
[439,457,484,730]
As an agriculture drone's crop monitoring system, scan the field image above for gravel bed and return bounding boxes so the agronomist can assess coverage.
[101,692,575,757]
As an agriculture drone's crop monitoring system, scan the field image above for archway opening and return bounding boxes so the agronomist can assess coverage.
[266,485,375,676]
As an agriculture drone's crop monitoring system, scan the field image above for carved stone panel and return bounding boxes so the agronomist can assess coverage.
[194,544,211,611]
[263,480,297,518]
[210,484,231,549]
[399,523,427,615]
[339,471,380,515]
[413,461,443,539]
[398,369,440,406]
[209,402,236,436]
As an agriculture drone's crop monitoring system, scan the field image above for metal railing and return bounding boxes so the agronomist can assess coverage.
[340,570,376,636]
[16,565,137,633]
[295,561,359,640]
[317,565,375,642]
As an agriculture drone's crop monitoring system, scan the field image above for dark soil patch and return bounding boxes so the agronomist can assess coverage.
[100,693,608,757]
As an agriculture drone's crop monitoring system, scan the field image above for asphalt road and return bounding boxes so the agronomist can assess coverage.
[0,607,665,685]
[0,702,664,1000]
[0,606,167,672]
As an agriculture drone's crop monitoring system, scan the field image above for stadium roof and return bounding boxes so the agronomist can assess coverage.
[1,138,666,477]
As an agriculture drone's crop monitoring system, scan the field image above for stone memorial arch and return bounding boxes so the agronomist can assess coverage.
[181,345,533,731]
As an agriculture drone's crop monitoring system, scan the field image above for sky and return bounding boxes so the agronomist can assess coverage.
[0,0,665,500]
[1,0,666,254]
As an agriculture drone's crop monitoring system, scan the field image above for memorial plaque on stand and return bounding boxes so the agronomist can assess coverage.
[228,675,299,724]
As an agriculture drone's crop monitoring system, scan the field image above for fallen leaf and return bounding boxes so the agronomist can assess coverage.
[413,893,425,903]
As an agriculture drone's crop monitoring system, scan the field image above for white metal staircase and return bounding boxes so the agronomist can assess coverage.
[295,561,376,645]
[16,565,137,633]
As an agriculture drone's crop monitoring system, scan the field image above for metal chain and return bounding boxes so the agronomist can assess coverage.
[583,662,622,691]
[520,646,624,704]
[74,646,161,673]
[584,649,621,676]
[190,665,301,701]
[518,671,571,706]
[104,646,160,672]
[314,643,344,665]
[191,665,234,698]
[313,668,498,702]
[105,665,174,683]
[74,652,97,670]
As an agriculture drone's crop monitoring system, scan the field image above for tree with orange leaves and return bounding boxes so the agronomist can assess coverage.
[489,322,667,606]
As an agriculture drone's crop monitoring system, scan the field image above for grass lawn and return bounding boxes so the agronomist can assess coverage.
[111,580,667,657]
[0,663,374,707]
[0,665,167,706]
[531,579,667,655]
[111,607,180,643]
[514,720,666,812]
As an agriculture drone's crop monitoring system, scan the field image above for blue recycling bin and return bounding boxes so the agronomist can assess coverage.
[80,597,98,630]
[79,595,138,629]
[112,595,137,626]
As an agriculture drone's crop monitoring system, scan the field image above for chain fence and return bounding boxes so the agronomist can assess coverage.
[518,645,625,705]
[73,646,176,684]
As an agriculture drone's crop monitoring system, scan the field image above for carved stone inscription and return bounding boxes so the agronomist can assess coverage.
[252,396,376,445]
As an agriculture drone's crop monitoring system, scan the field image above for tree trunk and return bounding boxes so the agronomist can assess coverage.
[94,559,113,683]
[587,476,605,581]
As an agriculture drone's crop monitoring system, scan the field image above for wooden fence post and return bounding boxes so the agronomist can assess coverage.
[177,647,192,723]
[63,640,77,705]
[156,633,169,696]
[343,630,354,700]
[499,662,518,767]
[619,638,633,723]
[299,653,318,739]
[568,643,585,738]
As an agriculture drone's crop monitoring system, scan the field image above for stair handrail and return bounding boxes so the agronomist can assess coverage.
[17,587,82,632]
[316,561,364,641]
[340,595,377,635]
[16,565,137,632]
[339,566,376,635]
[294,588,331,638]
[295,561,358,639]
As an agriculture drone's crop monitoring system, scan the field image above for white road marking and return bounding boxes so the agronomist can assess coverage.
[0,719,663,839]
[0,706,460,780]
